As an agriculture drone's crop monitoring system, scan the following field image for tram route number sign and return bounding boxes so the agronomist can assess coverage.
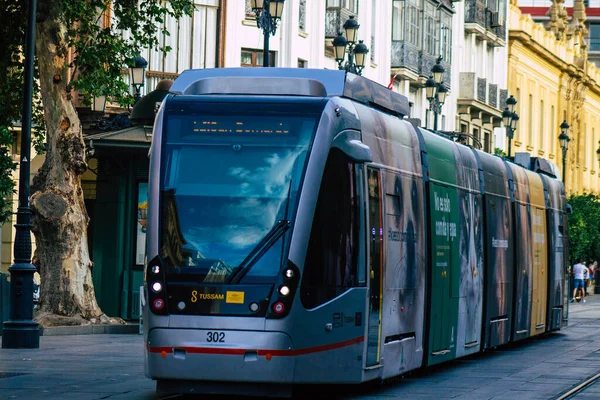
[206,331,225,343]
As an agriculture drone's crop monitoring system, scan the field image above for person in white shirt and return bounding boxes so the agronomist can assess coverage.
[572,261,589,303]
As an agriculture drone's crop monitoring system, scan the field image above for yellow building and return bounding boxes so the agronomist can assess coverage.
[508,0,600,194]
[0,129,43,274]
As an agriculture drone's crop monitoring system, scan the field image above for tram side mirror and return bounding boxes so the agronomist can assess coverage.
[332,130,373,163]
[566,204,573,215]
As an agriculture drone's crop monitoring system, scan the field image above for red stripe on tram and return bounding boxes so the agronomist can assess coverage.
[147,335,364,357]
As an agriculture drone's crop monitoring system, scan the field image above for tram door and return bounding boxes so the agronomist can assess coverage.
[366,167,383,367]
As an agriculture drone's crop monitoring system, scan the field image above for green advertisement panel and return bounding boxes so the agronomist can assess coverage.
[423,133,460,366]
[428,183,460,365]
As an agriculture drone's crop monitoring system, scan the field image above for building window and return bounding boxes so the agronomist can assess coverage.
[440,11,452,62]
[371,0,376,62]
[590,24,600,51]
[539,99,544,151]
[241,48,275,67]
[528,94,533,143]
[298,58,307,68]
[406,0,421,46]
[326,0,358,12]
[392,0,404,41]
[245,0,255,19]
[484,130,491,153]
[299,0,306,31]
[551,105,555,155]
[423,2,436,55]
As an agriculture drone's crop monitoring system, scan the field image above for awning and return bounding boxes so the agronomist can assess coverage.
[84,125,153,150]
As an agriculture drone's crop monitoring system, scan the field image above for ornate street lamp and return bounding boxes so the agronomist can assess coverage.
[2,0,40,349]
[559,120,570,184]
[502,96,519,157]
[333,16,370,75]
[425,57,447,131]
[90,95,107,113]
[130,56,148,104]
[251,0,286,67]
[506,95,517,113]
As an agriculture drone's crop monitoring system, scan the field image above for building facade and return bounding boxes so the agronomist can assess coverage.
[508,0,600,194]
[518,0,600,68]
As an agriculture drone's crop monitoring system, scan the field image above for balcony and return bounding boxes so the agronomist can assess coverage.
[391,42,452,88]
[457,72,506,126]
[325,7,354,38]
[464,0,506,47]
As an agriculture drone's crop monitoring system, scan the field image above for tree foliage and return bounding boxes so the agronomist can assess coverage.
[567,193,600,265]
[60,0,195,106]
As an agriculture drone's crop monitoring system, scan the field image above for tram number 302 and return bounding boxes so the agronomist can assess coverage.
[206,331,225,342]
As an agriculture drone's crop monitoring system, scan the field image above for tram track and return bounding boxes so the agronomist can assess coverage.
[555,371,600,399]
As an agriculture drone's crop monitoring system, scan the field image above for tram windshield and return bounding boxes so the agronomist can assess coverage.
[160,99,324,283]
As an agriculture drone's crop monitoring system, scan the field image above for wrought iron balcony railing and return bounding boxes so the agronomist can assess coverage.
[465,0,486,27]
[325,7,354,38]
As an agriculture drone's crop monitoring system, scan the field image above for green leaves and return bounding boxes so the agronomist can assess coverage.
[61,0,195,107]
[567,193,600,265]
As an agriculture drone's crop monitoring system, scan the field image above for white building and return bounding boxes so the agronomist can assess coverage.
[129,0,510,153]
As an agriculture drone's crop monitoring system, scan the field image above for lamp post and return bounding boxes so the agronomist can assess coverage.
[425,57,448,131]
[502,95,519,157]
[251,0,286,67]
[130,56,147,104]
[2,0,40,349]
[332,16,370,75]
[559,120,570,184]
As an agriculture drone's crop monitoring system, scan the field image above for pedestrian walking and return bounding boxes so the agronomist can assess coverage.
[572,261,589,303]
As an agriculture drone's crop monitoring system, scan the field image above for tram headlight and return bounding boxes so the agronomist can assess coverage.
[279,286,290,296]
[284,269,294,279]
[151,265,160,274]
[153,298,165,310]
[272,302,285,314]
[152,282,162,293]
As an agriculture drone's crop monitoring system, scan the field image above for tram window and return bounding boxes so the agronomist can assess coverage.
[301,148,359,309]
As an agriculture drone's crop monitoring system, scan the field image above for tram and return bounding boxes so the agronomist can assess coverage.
[142,68,568,396]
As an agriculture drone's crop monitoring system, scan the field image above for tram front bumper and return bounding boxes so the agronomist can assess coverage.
[146,328,295,383]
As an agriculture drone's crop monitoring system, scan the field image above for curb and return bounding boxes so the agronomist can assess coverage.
[40,324,140,336]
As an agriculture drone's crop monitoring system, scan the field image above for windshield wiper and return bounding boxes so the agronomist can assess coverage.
[226,219,291,284]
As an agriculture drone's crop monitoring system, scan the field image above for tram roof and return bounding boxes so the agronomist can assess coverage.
[170,68,410,118]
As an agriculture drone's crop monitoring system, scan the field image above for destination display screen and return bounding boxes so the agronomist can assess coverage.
[191,117,292,136]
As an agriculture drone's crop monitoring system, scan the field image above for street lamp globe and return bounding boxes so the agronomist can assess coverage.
[91,95,106,113]
[506,95,517,113]
[510,112,519,131]
[559,131,570,151]
[353,40,369,69]
[560,119,570,136]
[425,77,437,101]
[436,84,448,105]
[343,15,360,44]
[431,59,445,84]
[269,0,285,20]
[332,33,348,63]
[502,107,512,127]
[130,56,148,87]
[251,0,265,11]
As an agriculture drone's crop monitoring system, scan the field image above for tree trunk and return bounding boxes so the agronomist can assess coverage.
[31,1,103,319]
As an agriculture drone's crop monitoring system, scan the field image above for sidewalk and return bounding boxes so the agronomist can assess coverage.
[0,296,600,399]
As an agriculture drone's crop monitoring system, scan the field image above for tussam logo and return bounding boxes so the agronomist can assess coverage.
[191,291,224,303]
